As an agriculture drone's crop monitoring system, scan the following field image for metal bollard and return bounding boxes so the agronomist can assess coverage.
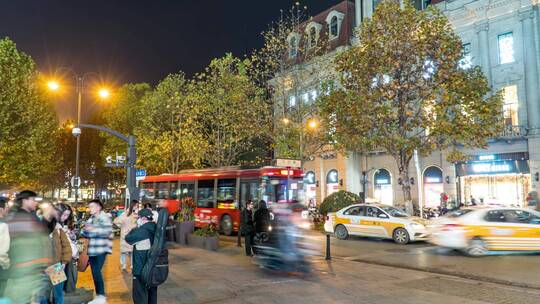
[325,234,331,260]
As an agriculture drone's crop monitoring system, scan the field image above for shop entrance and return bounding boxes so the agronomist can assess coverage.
[460,174,530,207]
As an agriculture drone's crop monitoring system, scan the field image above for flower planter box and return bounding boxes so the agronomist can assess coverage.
[176,221,195,245]
[187,234,219,251]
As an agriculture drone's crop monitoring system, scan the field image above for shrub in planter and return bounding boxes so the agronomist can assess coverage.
[318,190,360,216]
[194,223,219,251]
[175,197,196,245]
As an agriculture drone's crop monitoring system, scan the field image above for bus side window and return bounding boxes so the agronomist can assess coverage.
[155,182,169,199]
[170,181,179,199]
[197,180,215,208]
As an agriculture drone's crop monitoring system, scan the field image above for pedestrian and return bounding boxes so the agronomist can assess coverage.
[241,200,255,256]
[254,200,271,235]
[55,203,79,293]
[144,203,159,223]
[47,204,72,304]
[3,190,52,304]
[0,217,9,298]
[471,195,477,206]
[81,199,113,304]
[0,197,8,219]
[125,209,157,304]
[113,201,139,272]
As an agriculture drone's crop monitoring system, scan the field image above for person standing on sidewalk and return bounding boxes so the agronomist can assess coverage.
[125,209,157,304]
[241,200,255,256]
[0,217,9,298]
[46,205,72,304]
[3,190,52,304]
[113,202,138,272]
[81,199,113,304]
[55,204,79,294]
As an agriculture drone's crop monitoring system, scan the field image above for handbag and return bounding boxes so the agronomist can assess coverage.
[76,238,89,272]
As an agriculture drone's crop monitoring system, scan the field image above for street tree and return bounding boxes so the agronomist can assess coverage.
[0,37,61,189]
[193,54,271,167]
[250,4,333,163]
[318,1,503,206]
[135,73,206,174]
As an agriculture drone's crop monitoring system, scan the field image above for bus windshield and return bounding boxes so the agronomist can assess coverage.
[263,177,304,205]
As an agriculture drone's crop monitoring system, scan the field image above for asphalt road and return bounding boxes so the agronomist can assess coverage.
[220,229,540,289]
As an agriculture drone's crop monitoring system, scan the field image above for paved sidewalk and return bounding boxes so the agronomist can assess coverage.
[77,239,540,303]
[77,240,131,303]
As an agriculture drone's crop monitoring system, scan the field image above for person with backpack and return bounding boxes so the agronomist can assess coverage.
[125,209,157,304]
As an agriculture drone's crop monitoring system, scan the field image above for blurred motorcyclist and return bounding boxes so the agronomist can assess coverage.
[254,200,271,234]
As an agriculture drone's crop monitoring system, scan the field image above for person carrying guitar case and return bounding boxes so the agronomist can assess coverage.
[126,208,168,304]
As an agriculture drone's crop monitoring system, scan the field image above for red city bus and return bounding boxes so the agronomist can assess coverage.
[140,166,304,235]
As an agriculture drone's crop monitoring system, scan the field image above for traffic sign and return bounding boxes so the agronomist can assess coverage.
[70,176,81,188]
[136,169,147,177]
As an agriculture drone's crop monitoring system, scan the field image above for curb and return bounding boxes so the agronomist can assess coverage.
[338,256,540,290]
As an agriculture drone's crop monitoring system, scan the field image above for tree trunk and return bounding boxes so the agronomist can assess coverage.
[394,152,413,213]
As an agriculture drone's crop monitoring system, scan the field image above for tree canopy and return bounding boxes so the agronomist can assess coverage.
[319,1,503,204]
[0,38,60,189]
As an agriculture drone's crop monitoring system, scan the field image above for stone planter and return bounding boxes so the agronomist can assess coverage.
[187,234,219,251]
[176,221,195,245]
[203,236,219,251]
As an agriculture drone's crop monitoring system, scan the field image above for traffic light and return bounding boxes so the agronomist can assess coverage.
[535,172,539,182]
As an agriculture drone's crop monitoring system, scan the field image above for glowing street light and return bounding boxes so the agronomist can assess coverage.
[98,88,110,99]
[47,81,60,91]
[282,117,290,125]
[308,119,318,130]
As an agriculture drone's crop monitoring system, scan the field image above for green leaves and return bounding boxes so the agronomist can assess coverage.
[0,38,60,189]
[319,1,503,203]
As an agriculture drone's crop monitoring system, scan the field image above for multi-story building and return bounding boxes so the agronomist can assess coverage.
[273,0,540,208]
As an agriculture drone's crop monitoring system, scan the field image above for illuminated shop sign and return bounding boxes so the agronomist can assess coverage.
[455,160,529,176]
[472,163,511,173]
[425,177,442,183]
[478,155,495,161]
[375,179,389,185]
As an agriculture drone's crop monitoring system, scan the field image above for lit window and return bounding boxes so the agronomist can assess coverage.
[302,92,309,103]
[289,36,298,58]
[423,60,435,79]
[498,32,515,64]
[330,16,338,38]
[309,27,317,48]
[288,96,296,107]
[460,43,472,69]
[310,89,318,101]
[502,85,518,125]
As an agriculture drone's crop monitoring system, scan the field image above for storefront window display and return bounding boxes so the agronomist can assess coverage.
[374,169,393,205]
[456,153,530,207]
[326,169,339,196]
[305,171,317,206]
[423,166,444,208]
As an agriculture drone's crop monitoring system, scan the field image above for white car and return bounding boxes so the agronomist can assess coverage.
[428,207,540,256]
[324,203,428,244]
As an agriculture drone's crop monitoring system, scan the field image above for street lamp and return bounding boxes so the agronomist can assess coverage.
[47,70,111,205]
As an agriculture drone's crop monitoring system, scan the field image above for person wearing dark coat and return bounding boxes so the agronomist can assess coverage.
[254,200,271,234]
[125,209,157,304]
[241,200,255,256]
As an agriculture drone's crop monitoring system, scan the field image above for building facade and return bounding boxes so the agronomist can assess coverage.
[274,0,540,208]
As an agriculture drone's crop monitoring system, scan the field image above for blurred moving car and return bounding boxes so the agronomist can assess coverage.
[429,207,540,256]
[324,203,428,244]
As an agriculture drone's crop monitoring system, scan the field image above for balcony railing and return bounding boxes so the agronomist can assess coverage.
[498,125,528,138]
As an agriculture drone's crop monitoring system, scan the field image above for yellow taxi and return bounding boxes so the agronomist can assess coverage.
[429,207,540,256]
[324,203,428,244]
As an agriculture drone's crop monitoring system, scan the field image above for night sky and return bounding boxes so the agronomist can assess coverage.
[1,0,343,84]
[1,0,343,120]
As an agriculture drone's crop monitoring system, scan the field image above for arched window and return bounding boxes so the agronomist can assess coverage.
[423,166,444,208]
[373,169,393,205]
[326,169,339,195]
[305,171,316,184]
[330,16,338,37]
[309,27,317,48]
[289,36,298,58]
